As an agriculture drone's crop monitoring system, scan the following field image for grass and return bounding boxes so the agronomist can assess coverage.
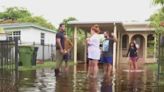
[146,63,158,70]
[18,61,76,71]
[146,63,164,85]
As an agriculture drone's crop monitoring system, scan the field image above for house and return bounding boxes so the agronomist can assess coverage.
[68,21,156,67]
[0,23,56,60]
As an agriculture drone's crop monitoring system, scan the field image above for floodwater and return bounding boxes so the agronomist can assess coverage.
[1,63,164,92]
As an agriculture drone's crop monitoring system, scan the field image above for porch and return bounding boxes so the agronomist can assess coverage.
[68,21,156,67]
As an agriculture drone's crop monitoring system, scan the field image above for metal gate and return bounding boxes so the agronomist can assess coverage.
[157,33,164,81]
[0,38,18,92]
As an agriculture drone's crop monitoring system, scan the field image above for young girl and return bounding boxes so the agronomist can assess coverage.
[87,24,101,78]
[127,42,138,70]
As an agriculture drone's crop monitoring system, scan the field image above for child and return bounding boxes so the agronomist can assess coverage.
[63,34,73,69]
[127,42,138,70]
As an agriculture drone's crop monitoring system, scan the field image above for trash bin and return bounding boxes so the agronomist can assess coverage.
[32,47,38,66]
[19,46,34,67]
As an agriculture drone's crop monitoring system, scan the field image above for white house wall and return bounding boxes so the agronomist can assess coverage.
[21,27,56,60]
[21,28,41,44]
[21,28,56,45]
[35,45,55,60]
[4,27,56,60]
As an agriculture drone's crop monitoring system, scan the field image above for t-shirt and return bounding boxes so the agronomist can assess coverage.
[102,40,109,52]
[127,47,137,57]
[102,39,114,57]
[56,31,65,50]
[88,34,101,60]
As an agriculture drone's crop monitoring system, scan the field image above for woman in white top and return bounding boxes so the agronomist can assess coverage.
[87,24,101,78]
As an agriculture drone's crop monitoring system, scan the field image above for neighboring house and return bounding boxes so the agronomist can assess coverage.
[0,23,56,60]
[69,21,156,64]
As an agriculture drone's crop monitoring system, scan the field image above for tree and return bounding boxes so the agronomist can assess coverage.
[153,0,164,6]
[0,7,55,30]
[150,0,164,35]
[149,9,164,34]
[149,0,164,52]
[0,7,31,20]
[62,17,85,39]
[62,17,77,36]
[18,16,55,29]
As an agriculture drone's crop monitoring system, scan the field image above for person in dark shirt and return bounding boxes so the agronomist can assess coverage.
[55,23,65,76]
[127,42,138,70]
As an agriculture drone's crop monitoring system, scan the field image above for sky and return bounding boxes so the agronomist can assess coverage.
[0,0,160,27]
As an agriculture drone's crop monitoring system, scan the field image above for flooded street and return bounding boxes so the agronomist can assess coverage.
[1,63,164,92]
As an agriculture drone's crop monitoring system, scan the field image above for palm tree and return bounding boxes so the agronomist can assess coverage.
[62,17,85,39]
[62,17,76,36]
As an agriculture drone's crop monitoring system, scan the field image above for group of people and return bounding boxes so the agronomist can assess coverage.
[55,23,73,76]
[86,24,117,78]
[55,23,139,78]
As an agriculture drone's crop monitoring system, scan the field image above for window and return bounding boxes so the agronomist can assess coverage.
[122,35,129,57]
[41,33,45,39]
[122,35,128,49]
[147,34,155,57]
[7,31,21,41]
[41,33,45,45]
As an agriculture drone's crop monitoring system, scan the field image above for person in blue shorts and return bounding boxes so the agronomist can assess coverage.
[101,31,117,77]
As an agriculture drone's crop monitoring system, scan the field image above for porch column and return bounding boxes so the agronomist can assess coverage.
[113,23,117,75]
[144,34,148,63]
[116,31,120,68]
[84,31,87,63]
[74,26,77,64]
[73,65,77,92]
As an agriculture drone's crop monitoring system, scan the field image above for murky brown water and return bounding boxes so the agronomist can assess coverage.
[1,63,164,92]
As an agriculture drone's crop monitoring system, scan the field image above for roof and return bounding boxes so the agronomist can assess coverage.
[69,20,122,25]
[68,21,155,32]
[0,23,56,33]
[68,21,123,32]
[122,21,155,31]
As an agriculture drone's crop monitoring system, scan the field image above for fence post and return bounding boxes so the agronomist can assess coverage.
[14,37,18,79]
[42,44,45,62]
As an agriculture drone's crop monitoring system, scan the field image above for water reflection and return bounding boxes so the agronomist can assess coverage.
[90,79,98,92]
[0,69,18,92]
[1,64,161,92]
[55,67,73,92]
[101,77,113,92]
[127,71,140,92]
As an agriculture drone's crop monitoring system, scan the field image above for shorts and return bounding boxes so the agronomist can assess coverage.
[88,58,99,61]
[130,57,137,62]
[63,53,70,61]
[101,56,113,64]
